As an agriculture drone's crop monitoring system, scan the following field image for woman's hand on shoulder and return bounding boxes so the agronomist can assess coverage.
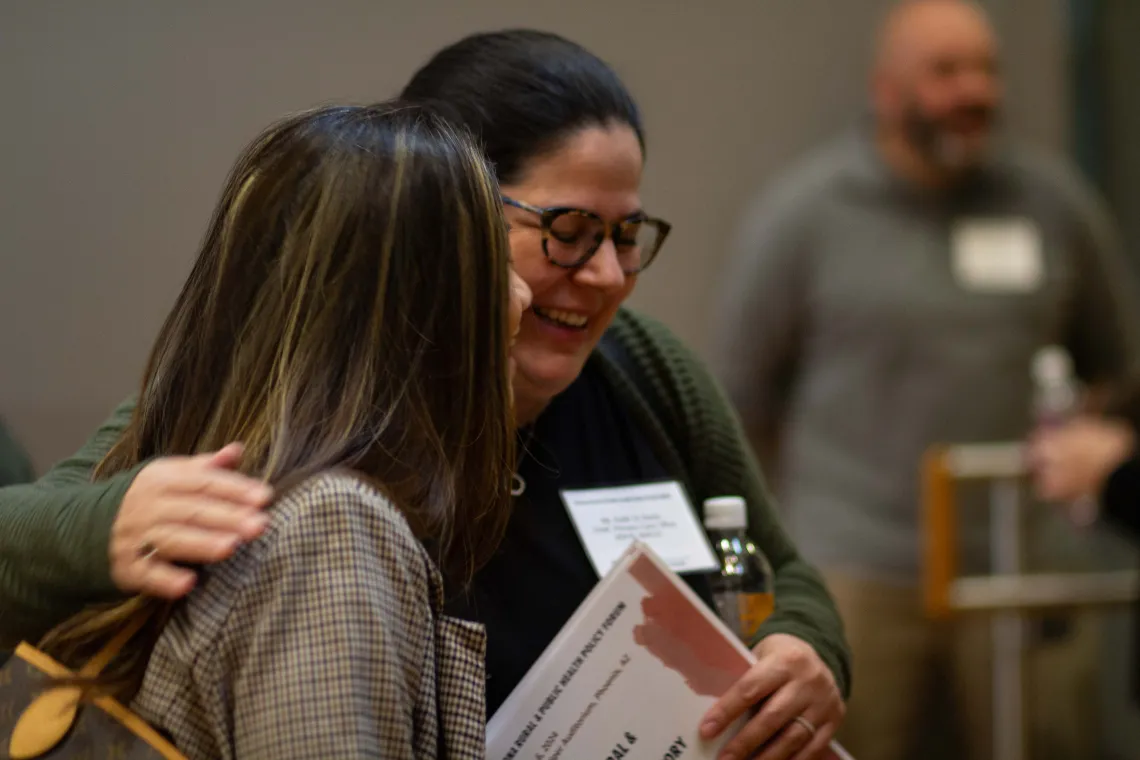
[699,633,844,760]
[110,443,273,598]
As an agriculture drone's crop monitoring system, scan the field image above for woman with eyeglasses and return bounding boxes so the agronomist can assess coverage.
[0,30,848,760]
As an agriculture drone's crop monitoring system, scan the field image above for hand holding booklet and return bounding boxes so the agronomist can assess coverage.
[486,541,853,760]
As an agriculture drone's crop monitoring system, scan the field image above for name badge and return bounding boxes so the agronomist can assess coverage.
[560,481,719,577]
[951,217,1043,293]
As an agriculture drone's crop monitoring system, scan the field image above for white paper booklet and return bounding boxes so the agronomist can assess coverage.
[486,541,854,760]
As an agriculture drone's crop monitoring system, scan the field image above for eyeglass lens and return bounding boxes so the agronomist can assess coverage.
[545,210,663,271]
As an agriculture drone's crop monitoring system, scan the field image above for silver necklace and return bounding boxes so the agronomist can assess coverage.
[512,425,536,497]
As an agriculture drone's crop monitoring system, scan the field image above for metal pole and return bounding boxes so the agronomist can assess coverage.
[991,478,1026,760]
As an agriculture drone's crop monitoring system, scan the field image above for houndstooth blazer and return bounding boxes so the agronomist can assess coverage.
[132,472,488,759]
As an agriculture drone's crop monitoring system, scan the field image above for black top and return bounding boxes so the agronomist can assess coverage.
[1101,454,1140,703]
[1102,456,1140,538]
[1100,382,1140,702]
[444,359,716,716]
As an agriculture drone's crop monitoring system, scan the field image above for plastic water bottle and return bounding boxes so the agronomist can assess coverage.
[703,496,776,642]
[1031,346,1078,427]
[1031,345,1096,526]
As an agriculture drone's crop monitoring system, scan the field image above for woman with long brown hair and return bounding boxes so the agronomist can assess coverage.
[32,101,530,758]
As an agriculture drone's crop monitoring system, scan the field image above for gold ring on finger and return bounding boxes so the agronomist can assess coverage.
[136,541,160,562]
[793,716,817,736]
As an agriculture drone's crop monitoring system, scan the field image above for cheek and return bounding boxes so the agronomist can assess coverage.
[911,85,947,116]
[510,232,546,280]
[507,272,530,332]
[931,91,967,121]
[508,301,521,335]
[511,234,564,301]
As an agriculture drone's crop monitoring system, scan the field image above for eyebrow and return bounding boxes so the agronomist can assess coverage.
[506,196,647,221]
[574,204,648,221]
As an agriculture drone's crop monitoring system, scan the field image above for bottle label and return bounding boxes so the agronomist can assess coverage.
[737,592,775,641]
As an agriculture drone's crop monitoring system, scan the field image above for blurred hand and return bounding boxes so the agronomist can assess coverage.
[1029,417,1135,503]
[109,443,273,598]
[700,633,844,760]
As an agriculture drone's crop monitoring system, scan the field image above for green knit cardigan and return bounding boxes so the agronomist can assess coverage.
[0,308,850,696]
[0,419,34,487]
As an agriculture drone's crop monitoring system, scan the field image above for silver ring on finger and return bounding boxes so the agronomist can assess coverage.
[793,716,818,737]
[136,540,160,562]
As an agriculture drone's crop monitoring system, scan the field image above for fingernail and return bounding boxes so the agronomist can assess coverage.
[700,719,719,738]
[212,538,238,561]
[244,514,270,534]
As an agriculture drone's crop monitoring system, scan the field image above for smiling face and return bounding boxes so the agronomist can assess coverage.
[502,123,644,424]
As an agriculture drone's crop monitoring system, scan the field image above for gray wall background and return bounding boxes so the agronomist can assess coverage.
[0,0,1067,470]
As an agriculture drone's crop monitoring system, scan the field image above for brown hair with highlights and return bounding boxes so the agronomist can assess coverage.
[40,101,516,701]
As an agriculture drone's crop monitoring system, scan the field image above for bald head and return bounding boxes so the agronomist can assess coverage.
[871,0,1002,178]
[875,0,996,75]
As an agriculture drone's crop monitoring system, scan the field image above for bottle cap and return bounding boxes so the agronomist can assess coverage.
[704,496,747,530]
[1032,345,1073,385]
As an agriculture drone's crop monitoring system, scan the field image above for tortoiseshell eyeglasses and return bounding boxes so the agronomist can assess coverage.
[502,196,671,275]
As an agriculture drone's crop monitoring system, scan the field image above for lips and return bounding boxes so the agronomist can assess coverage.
[533,306,589,330]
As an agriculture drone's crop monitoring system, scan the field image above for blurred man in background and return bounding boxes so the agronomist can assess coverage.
[713,0,1140,757]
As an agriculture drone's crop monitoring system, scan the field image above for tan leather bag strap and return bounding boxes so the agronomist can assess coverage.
[7,606,184,760]
[77,607,153,678]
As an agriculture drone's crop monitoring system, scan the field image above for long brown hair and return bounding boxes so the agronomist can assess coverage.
[39,101,516,700]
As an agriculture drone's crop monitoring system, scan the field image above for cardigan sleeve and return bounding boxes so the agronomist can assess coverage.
[605,309,852,698]
[0,419,34,486]
[0,397,137,646]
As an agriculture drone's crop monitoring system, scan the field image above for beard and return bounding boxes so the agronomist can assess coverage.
[901,100,996,175]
